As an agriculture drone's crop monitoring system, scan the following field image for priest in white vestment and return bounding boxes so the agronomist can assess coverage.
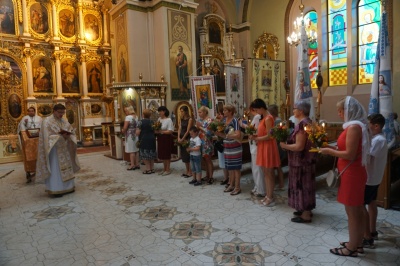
[36,104,80,197]
[18,107,42,183]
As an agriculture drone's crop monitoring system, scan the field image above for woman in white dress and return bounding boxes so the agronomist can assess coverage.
[122,106,139,170]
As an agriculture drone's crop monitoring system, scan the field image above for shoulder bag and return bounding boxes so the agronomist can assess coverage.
[326,157,354,188]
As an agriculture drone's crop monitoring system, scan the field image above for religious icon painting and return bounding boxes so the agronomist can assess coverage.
[59,9,76,38]
[190,76,216,119]
[0,0,17,35]
[8,93,22,119]
[61,60,80,94]
[84,14,101,43]
[37,104,53,117]
[170,42,192,101]
[87,62,103,94]
[261,69,272,89]
[32,57,53,94]
[29,2,49,36]
[118,45,129,82]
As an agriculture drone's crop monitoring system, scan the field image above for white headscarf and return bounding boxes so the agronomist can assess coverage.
[342,96,371,166]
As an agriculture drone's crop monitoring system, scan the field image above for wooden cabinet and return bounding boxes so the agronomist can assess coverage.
[377,147,400,209]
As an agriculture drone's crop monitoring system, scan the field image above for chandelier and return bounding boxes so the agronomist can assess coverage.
[287,1,317,46]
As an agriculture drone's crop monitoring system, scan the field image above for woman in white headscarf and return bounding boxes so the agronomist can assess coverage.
[320,96,371,257]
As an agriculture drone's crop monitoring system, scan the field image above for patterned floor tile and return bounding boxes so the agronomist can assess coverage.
[32,204,75,222]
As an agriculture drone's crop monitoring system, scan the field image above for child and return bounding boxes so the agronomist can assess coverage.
[363,114,388,248]
[187,126,202,186]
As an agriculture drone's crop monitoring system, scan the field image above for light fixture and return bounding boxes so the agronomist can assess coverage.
[287,1,317,46]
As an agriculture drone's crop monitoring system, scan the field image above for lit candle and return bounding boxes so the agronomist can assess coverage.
[279,122,283,127]
[322,122,326,128]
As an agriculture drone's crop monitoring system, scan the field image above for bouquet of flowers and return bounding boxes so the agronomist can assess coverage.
[174,139,189,148]
[245,124,256,135]
[304,123,328,150]
[152,121,162,131]
[207,120,225,133]
[270,124,290,142]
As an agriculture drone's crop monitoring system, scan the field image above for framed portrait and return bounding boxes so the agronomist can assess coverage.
[87,61,103,94]
[210,57,225,96]
[29,2,49,36]
[32,56,54,93]
[91,103,102,115]
[145,98,161,122]
[37,104,53,117]
[0,0,17,35]
[216,98,225,113]
[174,101,193,130]
[59,9,75,38]
[208,21,222,45]
[84,13,101,43]
[190,76,216,119]
[61,60,80,94]
[121,89,140,118]
[8,94,22,119]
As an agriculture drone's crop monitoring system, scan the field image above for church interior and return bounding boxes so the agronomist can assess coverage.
[0,0,400,265]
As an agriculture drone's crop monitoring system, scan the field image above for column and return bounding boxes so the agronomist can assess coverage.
[22,0,30,36]
[51,0,60,40]
[80,51,89,99]
[24,48,35,98]
[78,1,85,43]
[53,50,64,99]
[104,52,110,85]
[101,7,110,46]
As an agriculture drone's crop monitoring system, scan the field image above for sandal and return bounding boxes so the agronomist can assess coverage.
[261,197,275,207]
[143,170,152,174]
[150,169,155,173]
[127,167,136,171]
[340,242,364,254]
[329,247,358,257]
[224,186,234,193]
[230,189,241,195]
[220,179,229,185]
[207,178,214,185]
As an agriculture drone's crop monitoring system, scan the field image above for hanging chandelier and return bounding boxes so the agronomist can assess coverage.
[287,1,317,46]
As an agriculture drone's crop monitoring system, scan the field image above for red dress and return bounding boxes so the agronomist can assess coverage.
[256,115,280,168]
[337,127,367,206]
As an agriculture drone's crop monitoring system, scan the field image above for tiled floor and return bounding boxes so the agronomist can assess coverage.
[0,151,399,266]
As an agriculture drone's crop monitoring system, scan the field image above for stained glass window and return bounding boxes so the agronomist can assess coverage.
[358,0,381,84]
[328,0,347,86]
[304,11,318,89]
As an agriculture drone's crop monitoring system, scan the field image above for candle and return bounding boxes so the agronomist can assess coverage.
[279,122,283,127]
[322,122,326,128]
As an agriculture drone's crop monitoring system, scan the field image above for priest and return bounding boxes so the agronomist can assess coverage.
[18,107,42,183]
[36,104,80,197]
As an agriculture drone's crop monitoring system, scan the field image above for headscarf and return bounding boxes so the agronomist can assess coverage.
[342,96,371,166]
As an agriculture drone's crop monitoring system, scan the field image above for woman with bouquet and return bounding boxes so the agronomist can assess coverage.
[320,97,370,257]
[249,99,280,206]
[178,106,193,178]
[196,106,214,184]
[215,109,229,186]
[280,100,316,223]
[215,104,243,195]
[156,106,174,176]
[239,103,265,197]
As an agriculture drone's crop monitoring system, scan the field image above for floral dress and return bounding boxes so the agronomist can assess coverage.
[125,115,138,153]
[198,117,214,157]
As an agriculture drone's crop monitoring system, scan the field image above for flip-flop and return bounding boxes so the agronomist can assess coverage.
[143,170,152,174]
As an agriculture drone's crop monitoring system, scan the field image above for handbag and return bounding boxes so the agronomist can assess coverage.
[214,140,224,153]
[326,157,354,188]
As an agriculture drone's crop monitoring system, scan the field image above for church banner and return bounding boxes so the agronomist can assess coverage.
[225,65,244,116]
[190,76,216,119]
[368,10,395,148]
[294,25,315,120]
[251,59,284,107]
